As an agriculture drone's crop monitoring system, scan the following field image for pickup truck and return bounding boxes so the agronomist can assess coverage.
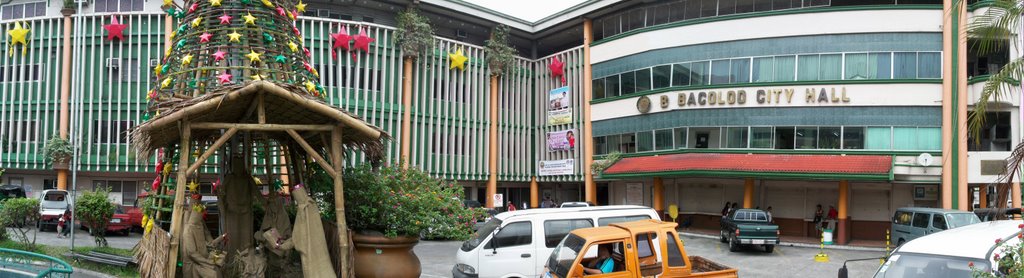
[720,208,779,253]
[545,219,737,278]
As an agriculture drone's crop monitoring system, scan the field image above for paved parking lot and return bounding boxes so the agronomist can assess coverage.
[22,228,142,250]
[416,234,885,278]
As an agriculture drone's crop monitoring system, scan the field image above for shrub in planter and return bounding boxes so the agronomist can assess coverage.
[394,7,434,59]
[484,25,517,76]
[76,187,116,247]
[0,198,40,249]
[42,136,73,167]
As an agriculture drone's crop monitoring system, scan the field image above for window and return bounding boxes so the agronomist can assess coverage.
[773,55,795,82]
[969,111,1011,151]
[865,127,892,150]
[606,134,621,154]
[797,55,819,81]
[594,136,607,155]
[621,71,636,95]
[635,68,652,92]
[691,61,709,86]
[932,214,947,229]
[750,127,773,148]
[598,215,651,226]
[636,131,654,152]
[894,211,912,224]
[918,52,942,79]
[95,0,145,12]
[43,179,55,190]
[819,126,841,149]
[730,58,750,83]
[868,52,892,79]
[636,233,663,276]
[795,127,817,149]
[486,221,532,248]
[673,128,687,149]
[652,65,671,89]
[911,213,930,228]
[819,54,842,80]
[734,211,749,220]
[665,232,686,267]
[775,126,795,149]
[606,75,620,97]
[116,59,141,82]
[1,2,45,20]
[710,59,730,85]
[843,127,865,149]
[654,129,673,150]
[672,63,690,86]
[1,64,43,82]
[894,52,918,79]
[592,78,605,99]
[619,133,636,153]
[726,127,747,148]
[582,242,627,276]
[752,57,773,83]
[93,120,134,144]
[845,53,868,80]
[5,120,38,142]
[544,219,593,248]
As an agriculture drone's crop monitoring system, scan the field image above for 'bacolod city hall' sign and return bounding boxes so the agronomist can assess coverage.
[637,87,852,113]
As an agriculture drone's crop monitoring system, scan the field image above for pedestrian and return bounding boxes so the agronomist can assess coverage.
[507,201,517,212]
[56,213,65,238]
[721,202,731,217]
[827,205,838,220]
[522,201,528,210]
[766,206,773,223]
[542,196,555,208]
[729,203,738,215]
[61,209,72,237]
[814,204,823,225]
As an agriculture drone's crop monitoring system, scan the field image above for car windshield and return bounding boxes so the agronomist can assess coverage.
[874,253,989,278]
[946,213,981,228]
[462,218,502,251]
[547,234,585,278]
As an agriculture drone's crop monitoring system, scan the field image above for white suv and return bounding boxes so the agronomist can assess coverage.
[866,220,1024,277]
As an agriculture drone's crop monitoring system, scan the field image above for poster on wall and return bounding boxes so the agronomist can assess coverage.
[547,86,572,125]
[913,185,939,201]
[539,159,575,176]
[546,129,576,151]
[625,183,644,205]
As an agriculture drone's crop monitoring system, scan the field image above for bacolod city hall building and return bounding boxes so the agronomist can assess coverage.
[0,0,1018,245]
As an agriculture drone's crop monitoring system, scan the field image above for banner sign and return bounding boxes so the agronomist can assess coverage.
[547,86,572,125]
[539,159,575,176]
[546,129,576,151]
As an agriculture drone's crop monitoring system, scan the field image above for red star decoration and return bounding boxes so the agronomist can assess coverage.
[330,26,350,60]
[212,50,226,61]
[303,47,311,58]
[103,16,128,41]
[188,3,198,13]
[199,32,213,43]
[276,7,287,17]
[218,14,232,25]
[353,27,374,53]
[293,26,301,37]
[217,72,232,84]
[303,62,313,72]
[549,56,566,83]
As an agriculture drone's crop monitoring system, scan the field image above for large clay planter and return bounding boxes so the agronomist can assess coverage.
[353,233,421,278]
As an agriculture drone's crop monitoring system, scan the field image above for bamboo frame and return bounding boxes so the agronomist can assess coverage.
[166,120,191,276]
[185,128,238,174]
[190,122,335,131]
[286,129,337,178]
[332,125,350,278]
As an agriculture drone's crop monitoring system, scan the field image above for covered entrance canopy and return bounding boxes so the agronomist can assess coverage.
[601,153,893,181]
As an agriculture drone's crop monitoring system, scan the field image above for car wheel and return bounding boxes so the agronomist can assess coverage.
[728,236,740,252]
[720,230,727,243]
[764,244,774,253]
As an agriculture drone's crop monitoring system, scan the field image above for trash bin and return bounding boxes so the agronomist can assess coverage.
[822,229,834,245]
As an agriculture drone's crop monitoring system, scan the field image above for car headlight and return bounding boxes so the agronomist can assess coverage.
[455,263,476,275]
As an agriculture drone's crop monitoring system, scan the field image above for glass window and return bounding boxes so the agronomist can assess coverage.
[691,61,709,86]
[652,65,672,89]
[486,221,532,248]
[819,126,841,149]
[932,214,947,230]
[594,136,607,155]
[773,0,794,9]
[775,126,795,149]
[598,215,652,226]
[736,0,755,13]
[894,211,912,224]
[845,53,868,80]
[672,63,691,87]
[593,78,605,99]
[894,127,918,150]
[620,133,636,153]
[731,58,751,83]
[819,54,842,80]
[894,52,918,79]
[719,0,737,15]
[665,232,686,267]
[636,131,654,152]
[544,219,593,248]
[726,127,748,148]
[868,52,892,79]
[774,55,795,82]
[621,71,636,95]
[751,127,773,148]
[634,68,651,92]
[606,75,620,97]
[918,52,942,78]
[865,127,892,150]
[711,59,730,85]
[655,129,674,150]
[917,127,941,150]
[911,213,930,228]
[795,127,817,149]
[843,127,865,149]
[752,57,773,83]
[700,0,717,17]
[684,0,701,20]
[674,128,688,149]
[607,134,622,153]
[797,55,819,81]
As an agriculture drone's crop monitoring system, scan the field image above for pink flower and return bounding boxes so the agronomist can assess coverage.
[996,238,1003,244]
[969,262,974,267]
[1018,224,1023,229]
[995,253,1001,260]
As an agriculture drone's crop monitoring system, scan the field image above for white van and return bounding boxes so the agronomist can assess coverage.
[452,205,659,278]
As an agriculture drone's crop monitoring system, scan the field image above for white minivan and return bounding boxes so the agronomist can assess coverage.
[452,205,659,278]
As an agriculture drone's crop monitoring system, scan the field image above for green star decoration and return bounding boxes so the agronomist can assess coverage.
[263,32,274,43]
[176,39,187,48]
[188,80,198,89]
[176,24,188,33]
[164,8,176,16]
[240,0,250,4]
[174,10,186,19]
[274,55,286,63]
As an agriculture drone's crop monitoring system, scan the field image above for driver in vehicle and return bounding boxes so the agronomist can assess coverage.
[583,244,614,275]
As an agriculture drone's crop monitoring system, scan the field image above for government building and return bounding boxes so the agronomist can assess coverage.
[0,0,1015,245]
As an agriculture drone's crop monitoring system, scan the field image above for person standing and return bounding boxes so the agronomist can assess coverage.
[814,204,824,230]
[56,213,65,238]
[507,201,517,212]
[721,202,732,217]
[766,206,774,223]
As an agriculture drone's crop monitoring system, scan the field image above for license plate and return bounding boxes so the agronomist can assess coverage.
[752,239,765,244]
[111,219,121,223]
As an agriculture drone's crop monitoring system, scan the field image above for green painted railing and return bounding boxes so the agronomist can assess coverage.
[0,248,73,278]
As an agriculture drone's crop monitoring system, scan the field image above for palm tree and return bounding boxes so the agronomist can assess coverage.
[968,0,1024,218]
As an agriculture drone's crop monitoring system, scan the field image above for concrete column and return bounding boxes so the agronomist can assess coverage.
[743,178,754,208]
[653,177,664,220]
[57,11,73,190]
[838,180,850,245]
[980,184,988,208]
[401,57,413,168]
[1013,182,1022,211]
[486,75,498,208]
[583,18,596,204]
[530,177,538,208]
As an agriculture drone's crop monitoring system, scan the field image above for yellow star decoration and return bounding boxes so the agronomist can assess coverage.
[7,22,29,57]
[448,47,468,71]
[310,68,319,78]
[261,0,274,8]
[253,177,263,185]
[243,13,257,25]
[227,31,242,42]
[188,181,199,192]
[191,17,202,28]
[288,41,298,52]
[153,62,162,76]
[162,163,172,175]
[304,80,316,93]
[246,50,262,63]
[161,77,173,89]
[165,45,172,56]
[251,74,264,81]
[169,31,176,40]
[295,0,306,12]
[181,54,193,65]
[163,0,173,6]
[209,0,221,7]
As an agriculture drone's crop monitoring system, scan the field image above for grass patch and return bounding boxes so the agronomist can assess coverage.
[0,239,140,278]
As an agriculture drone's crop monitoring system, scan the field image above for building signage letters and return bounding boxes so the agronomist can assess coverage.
[678,87,850,107]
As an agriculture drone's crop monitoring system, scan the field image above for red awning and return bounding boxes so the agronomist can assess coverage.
[601,153,892,180]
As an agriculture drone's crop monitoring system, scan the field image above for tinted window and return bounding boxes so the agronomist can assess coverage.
[932,214,947,229]
[636,232,658,258]
[894,211,912,225]
[912,213,930,228]
[665,232,686,266]
[486,221,532,248]
[598,215,652,226]
[734,211,749,221]
[544,219,593,248]
[752,212,768,221]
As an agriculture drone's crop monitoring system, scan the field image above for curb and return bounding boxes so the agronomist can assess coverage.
[679,231,887,252]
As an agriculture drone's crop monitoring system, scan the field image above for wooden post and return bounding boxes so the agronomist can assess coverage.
[401,56,413,168]
[331,125,350,278]
[57,10,73,190]
[166,121,192,276]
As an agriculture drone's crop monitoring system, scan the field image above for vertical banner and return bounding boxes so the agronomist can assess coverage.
[547,86,572,125]
[546,129,576,151]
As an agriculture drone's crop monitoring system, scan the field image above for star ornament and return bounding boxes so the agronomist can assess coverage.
[449,47,468,71]
[209,0,221,7]
[295,0,307,12]
[243,13,257,25]
[191,17,202,28]
[304,80,317,93]
[181,54,193,65]
[227,31,242,42]
[199,32,212,43]
[7,22,29,56]
[353,27,375,53]
[288,41,299,52]
[549,56,566,83]
[212,50,226,61]
[217,72,232,84]
[246,50,262,63]
[331,26,351,51]
[218,14,233,25]
[103,16,128,41]
[261,0,274,8]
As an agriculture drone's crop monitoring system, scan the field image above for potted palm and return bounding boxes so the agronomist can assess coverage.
[42,136,73,170]
[484,24,517,76]
[394,7,434,59]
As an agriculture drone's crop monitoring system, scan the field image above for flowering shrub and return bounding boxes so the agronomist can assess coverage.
[972,225,1024,277]
[321,164,484,239]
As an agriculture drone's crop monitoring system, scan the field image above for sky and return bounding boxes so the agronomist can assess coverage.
[463,0,588,22]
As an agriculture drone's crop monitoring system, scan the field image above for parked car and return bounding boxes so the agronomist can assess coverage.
[463,199,482,208]
[891,207,981,246]
[973,207,1021,222]
[37,190,69,231]
[125,192,151,232]
[864,220,1023,277]
[454,205,658,278]
[544,220,738,278]
[559,202,593,208]
[719,208,779,253]
[82,206,132,236]
[0,185,26,211]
